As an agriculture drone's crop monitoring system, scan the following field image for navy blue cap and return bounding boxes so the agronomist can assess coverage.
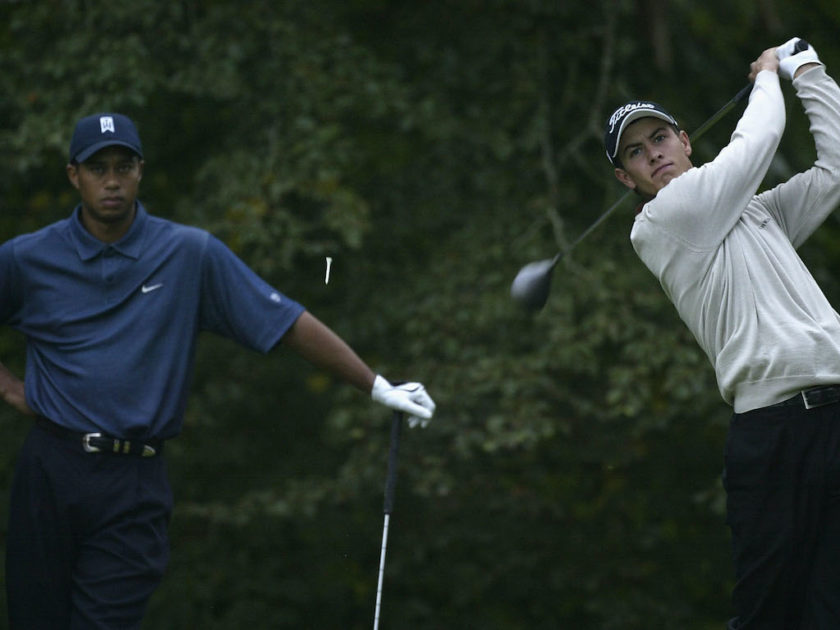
[604,101,678,166]
[69,113,144,163]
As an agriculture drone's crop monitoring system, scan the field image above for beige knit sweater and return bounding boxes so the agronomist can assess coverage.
[631,66,840,413]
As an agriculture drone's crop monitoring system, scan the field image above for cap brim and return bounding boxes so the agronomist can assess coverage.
[73,140,143,164]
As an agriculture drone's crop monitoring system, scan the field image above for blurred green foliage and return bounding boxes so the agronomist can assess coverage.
[2,1,840,628]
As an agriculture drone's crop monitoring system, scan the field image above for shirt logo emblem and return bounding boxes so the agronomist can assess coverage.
[141,283,163,294]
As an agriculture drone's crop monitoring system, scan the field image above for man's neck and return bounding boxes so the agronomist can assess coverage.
[80,206,137,244]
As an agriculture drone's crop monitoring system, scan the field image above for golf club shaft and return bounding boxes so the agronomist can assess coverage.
[547,83,753,270]
[688,83,752,142]
[373,410,403,630]
[373,514,390,630]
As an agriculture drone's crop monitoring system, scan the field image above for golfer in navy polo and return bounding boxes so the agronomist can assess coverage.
[0,113,436,629]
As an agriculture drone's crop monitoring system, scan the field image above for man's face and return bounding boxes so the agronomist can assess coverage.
[66,146,143,231]
[613,118,693,197]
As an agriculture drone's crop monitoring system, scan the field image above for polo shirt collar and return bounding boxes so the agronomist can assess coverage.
[70,202,149,261]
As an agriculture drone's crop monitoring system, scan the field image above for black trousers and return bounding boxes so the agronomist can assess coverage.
[724,399,840,629]
[5,421,173,629]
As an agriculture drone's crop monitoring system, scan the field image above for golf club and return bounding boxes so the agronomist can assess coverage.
[373,409,404,630]
[510,82,753,311]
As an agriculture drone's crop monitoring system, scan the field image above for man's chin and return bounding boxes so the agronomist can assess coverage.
[636,183,659,198]
[651,174,677,194]
[92,206,134,223]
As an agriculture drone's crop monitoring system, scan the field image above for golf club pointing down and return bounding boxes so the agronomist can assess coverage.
[511,81,754,311]
[373,410,404,630]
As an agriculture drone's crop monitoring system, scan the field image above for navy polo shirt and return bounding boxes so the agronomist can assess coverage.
[0,204,305,439]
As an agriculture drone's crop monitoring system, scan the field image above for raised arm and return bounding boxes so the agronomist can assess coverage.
[636,51,786,251]
[758,39,840,246]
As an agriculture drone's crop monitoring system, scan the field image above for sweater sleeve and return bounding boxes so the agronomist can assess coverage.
[633,70,786,252]
[755,65,840,248]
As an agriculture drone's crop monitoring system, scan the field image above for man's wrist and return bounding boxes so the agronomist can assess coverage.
[794,62,822,79]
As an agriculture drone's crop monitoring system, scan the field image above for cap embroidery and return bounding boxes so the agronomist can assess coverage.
[100,116,115,134]
[608,102,658,134]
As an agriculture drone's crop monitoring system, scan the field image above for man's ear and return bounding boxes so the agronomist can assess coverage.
[614,167,637,191]
[679,129,692,158]
[66,163,80,190]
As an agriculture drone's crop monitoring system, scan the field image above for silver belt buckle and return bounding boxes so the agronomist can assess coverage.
[82,433,103,453]
[801,389,827,410]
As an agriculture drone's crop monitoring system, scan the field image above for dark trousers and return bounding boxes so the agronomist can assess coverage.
[5,421,173,629]
[724,399,840,629]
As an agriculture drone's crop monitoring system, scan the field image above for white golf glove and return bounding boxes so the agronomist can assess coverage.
[776,37,821,81]
[371,375,436,428]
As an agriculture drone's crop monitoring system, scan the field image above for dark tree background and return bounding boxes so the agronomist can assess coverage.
[1,1,840,628]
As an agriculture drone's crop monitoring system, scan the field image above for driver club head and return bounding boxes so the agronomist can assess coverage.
[510,257,558,311]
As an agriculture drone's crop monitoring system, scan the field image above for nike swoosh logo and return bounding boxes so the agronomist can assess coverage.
[141,283,163,294]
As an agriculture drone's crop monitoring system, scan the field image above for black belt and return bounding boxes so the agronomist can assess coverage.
[770,385,840,410]
[36,417,163,457]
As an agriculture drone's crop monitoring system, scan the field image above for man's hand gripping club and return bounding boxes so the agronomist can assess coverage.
[371,375,436,428]
[776,37,822,80]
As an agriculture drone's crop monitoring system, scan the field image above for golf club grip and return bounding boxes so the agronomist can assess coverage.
[733,83,752,104]
[383,410,403,515]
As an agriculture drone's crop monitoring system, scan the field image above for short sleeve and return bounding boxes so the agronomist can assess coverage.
[198,235,305,352]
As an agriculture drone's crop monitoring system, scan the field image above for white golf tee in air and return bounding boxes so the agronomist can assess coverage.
[325,257,333,284]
